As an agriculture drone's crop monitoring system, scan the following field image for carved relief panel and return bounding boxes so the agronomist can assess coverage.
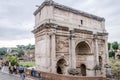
[98,39,105,55]
[56,36,69,52]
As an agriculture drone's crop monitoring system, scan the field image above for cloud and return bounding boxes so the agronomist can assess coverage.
[0,38,35,48]
[67,0,120,42]
[0,26,33,40]
[0,0,120,47]
[0,0,37,41]
[107,25,120,42]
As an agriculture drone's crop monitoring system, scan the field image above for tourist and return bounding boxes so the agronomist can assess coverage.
[6,61,9,66]
[8,66,11,73]
[0,63,2,70]
[19,65,24,76]
[38,73,41,80]
[1,62,4,67]
[21,72,26,80]
[14,65,17,74]
[31,68,35,76]
[9,65,14,74]
[0,66,1,70]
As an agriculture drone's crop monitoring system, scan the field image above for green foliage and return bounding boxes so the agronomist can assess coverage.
[16,45,25,50]
[16,44,35,58]
[26,44,35,50]
[108,42,111,50]
[0,48,7,56]
[6,55,19,66]
[19,62,35,67]
[11,60,19,66]
[110,59,120,76]
[112,41,119,50]
[17,50,24,57]
[16,44,35,50]
[109,51,115,58]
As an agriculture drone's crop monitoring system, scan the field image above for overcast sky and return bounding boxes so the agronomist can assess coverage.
[0,0,120,47]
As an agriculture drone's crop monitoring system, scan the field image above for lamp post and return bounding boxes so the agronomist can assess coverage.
[104,63,112,78]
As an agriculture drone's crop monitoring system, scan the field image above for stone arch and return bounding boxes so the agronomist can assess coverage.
[99,56,102,67]
[75,41,91,76]
[75,40,92,53]
[75,41,91,55]
[56,58,67,74]
[56,56,69,66]
[80,64,86,76]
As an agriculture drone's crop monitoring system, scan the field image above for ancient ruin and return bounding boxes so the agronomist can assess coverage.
[32,0,109,77]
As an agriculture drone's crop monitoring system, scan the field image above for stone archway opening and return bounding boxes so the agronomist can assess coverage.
[76,41,91,55]
[99,56,102,67]
[81,64,86,76]
[57,59,66,74]
[75,41,91,76]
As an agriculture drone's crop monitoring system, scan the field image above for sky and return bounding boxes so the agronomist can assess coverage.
[0,0,120,48]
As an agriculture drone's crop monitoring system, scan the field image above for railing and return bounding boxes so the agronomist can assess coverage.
[25,69,110,80]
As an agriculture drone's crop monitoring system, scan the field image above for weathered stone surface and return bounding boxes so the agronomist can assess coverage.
[33,0,108,77]
[56,36,69,52]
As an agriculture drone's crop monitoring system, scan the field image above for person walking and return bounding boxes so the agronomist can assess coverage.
[14,65,17,74]
[31,68,35,76]
[9,65,14,74]
[38,73,41,80]
[21,72,26,80]
[19,65,24,76]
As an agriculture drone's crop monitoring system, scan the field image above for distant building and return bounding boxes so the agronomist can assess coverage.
[23,49,35,61]
[7,48,18,55]
[33,0,108,77]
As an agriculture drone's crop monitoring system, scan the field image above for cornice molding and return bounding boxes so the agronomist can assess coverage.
[34,0,105,21]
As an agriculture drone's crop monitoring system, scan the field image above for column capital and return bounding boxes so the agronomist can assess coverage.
[69,34,75,39]
[69,29,75,39]
[93,33,98,40]
[47,28,56,36]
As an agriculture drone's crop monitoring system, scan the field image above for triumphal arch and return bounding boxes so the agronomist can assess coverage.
[32,0,109,77]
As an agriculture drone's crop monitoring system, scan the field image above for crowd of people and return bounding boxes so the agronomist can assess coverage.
[0,61,26,80]
[9,65,24,75]
[0,61,41,80]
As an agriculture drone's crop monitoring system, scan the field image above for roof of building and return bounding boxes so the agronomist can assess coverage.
[34,0,105,21]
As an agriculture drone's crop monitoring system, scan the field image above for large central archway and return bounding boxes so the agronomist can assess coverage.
[75,41,91,76]
[76,41,91,55]
[56,59,66,74]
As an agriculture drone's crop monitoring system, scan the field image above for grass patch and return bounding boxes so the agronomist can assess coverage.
[109,58,120,74]
[19,61,35,67]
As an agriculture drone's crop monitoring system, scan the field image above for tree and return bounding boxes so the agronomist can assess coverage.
[109,51,115,59]
[6,55,19,66]
[112,41,119,50]
[17,50,24,57]
[30,45,35,50]
[108,42,111,51]
[16,44,35,58]
[0,50,7,55]
[17,44,35,50]
[17,45,25,50]
[0,48,7,56]
[26,44,35,50]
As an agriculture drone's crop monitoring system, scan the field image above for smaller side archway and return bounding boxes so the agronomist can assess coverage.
[56,58,67,74]
[99,56,102,67]
[80,64,86,76]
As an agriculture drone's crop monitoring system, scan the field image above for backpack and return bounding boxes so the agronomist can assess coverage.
[19,66,24,70]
